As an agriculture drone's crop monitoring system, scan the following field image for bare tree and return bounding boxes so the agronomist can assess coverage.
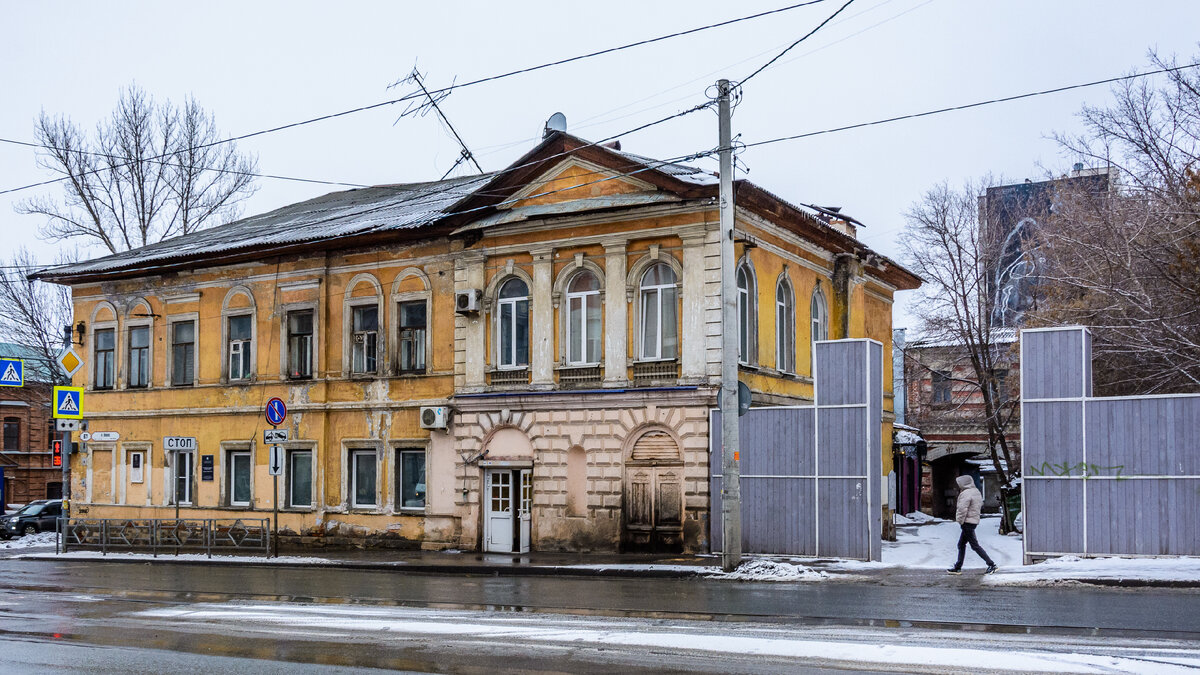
[1035,51,1200,394]
[18,84,258,254]
[900,178,1021,492]
[0,248,73,385]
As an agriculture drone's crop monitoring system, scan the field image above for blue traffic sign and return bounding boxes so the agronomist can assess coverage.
[53,386,84,419]
[0,358,22,387]
[265,397,287,426]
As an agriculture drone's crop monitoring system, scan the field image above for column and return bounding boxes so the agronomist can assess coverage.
[680,231,707,382]
[531,247,555,388]
[458,253,487,391]
[603,242,628,386]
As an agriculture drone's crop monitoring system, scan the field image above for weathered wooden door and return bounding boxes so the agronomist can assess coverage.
[623,465,683,552]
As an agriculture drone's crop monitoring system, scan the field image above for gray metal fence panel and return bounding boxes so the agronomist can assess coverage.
[1022,326,1200,558]
[710,339,882,561]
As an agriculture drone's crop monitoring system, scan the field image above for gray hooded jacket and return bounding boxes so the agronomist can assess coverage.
[955,475,983,525]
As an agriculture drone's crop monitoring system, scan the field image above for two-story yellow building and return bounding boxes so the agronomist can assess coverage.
[37,131,919,553]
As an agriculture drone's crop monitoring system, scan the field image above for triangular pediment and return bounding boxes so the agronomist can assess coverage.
[502,157,657,210]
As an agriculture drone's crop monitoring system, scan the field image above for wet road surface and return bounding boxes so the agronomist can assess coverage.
[0,558,1198,673]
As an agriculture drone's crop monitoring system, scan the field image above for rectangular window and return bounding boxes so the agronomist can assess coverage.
[351,450,377,507]
[289,450,313,508]
[3,418,19,450]
[397,301,426,373]
[351,305,378,374]
[228,451,252,506]
[95,328,115,389]
[174,450,195,505]
[287,310,314,379]
[396,448,426,509]
[932,370,952,404]
[129,325,149,388]
[228,315,253,381]
[172,321,195,386]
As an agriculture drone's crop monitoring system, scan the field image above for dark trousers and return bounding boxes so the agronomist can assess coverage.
[955,523,994,567]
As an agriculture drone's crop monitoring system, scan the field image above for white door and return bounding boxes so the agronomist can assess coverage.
[518,469,532,553]
[485,470,514,553]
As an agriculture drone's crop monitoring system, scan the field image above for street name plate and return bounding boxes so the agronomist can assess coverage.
[91,431,119,442]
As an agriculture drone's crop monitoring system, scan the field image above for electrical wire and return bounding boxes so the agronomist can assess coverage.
[0,1,828,198]
[741,62,1200,150]
[739,0,857,86]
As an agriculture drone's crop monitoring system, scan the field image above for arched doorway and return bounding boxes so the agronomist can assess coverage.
[480,427,533,553]
[622,428,683,553]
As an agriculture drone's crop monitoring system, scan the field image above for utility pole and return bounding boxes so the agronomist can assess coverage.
[717,79,742,572]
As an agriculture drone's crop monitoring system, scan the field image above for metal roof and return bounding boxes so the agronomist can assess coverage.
[35,174,493,280]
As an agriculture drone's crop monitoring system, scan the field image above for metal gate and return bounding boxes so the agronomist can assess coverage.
[710,339,883,561]
[1022,327,1200,558]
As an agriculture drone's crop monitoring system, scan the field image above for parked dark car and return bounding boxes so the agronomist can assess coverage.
[1,500,63,539]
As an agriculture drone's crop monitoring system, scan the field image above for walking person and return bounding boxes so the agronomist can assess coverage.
[946,475,997,575]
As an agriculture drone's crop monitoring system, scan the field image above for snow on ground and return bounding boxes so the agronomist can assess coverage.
[893,511,942,525]
[137,602,1200,673]
[834,515,1022,571]
[987,555,1200,586]
[0,532,57,549]
[706,559,827,581]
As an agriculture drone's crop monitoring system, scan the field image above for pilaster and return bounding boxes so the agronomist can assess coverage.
[531,247,555,388]
[603,241,629,386]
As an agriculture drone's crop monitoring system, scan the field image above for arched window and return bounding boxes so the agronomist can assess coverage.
[564,270,601,365]
[776,276,795,373]
[639,263,677,360]
[736,261,757,363]
[811,284,829,343]
[497,278,530,368]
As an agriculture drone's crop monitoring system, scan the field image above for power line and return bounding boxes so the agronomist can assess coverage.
[742,62,1200,150]
[739,0,857,86]
[0,137,372,190]
[0,1,827,198]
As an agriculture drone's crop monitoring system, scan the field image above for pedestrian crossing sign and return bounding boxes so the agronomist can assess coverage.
[0,358,22,387]
[53,386,84,419]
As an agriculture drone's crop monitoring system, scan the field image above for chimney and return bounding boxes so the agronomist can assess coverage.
[829,218,857,239]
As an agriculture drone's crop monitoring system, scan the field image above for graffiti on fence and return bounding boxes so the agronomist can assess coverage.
[1028,462,1125,478]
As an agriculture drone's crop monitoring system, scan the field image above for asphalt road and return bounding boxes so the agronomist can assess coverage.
[1,558,1198,673]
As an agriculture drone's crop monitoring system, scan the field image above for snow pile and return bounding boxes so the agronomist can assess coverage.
[893,511,941,525]
[987,555,1200,586]
[0,532,57,549]
[894,429,923,445]
[709,559,828,582]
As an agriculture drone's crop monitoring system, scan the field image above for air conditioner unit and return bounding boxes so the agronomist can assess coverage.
[455,289,482,314]
[420,406,450,430]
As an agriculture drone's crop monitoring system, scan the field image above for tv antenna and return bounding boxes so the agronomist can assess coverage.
[391,68,484,178]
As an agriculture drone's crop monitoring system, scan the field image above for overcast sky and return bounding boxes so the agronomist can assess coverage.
[2,1,1197,330]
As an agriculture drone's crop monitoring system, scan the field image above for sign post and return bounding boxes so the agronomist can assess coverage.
[264,398,287,558]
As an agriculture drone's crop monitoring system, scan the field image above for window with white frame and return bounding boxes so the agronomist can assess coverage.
[94,328,115,389]
[171,320,196,386]
[564,270,601,365]
[639,263,678,360]
[228,450,252,506]
[287,310,314,379]
[350,449,377,508]
[351,305,379,374]
[289,449,313,508]
[395,448,426,509]
[496,277,530,368]
[227,315,253,381]
[128,325,149,388]
[174,450,195,505]
[397,300,427,373]
[736,262,757,364]
[776,276,795,373]
[810,285,828,372]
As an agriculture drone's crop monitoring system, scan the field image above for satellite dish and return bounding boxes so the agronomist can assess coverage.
[543,112,567,138]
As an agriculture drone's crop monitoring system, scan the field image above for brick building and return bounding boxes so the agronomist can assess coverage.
[0,344,61,508]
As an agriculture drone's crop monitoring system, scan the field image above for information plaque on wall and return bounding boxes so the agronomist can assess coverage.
[201,454,215,481]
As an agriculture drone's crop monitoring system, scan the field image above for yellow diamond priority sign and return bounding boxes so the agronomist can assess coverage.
[57,347,83,378]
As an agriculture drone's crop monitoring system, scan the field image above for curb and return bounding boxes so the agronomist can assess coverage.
[20,553,712,579]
